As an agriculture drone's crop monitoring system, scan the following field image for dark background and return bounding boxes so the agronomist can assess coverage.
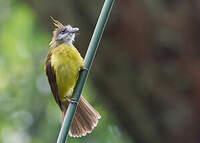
[0,0,200,143]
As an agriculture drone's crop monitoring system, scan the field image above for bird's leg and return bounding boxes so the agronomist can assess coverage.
[80,67,88,71]
[66,97,78,104]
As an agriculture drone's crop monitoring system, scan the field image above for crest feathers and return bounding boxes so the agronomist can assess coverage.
[50,16,63,28]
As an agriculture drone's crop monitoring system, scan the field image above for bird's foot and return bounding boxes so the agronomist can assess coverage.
[80,67,88,71]
[67,98,78,104]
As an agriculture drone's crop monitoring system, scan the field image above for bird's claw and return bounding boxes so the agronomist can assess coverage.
[80,67,88,71]
[67,98,78,104]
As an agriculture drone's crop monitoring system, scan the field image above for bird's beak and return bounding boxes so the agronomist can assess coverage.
[71,27,79,33]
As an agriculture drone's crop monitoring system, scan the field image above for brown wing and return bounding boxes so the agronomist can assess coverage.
[45,49,62,110]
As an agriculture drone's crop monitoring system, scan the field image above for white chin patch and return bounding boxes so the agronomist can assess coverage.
[64,33,75,45]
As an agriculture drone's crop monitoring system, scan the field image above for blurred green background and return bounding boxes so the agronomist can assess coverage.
[1,0,200,143]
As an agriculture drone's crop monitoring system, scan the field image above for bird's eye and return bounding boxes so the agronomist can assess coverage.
[61,29,66,34]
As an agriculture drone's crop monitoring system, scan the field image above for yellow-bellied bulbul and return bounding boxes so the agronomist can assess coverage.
[45,17,101,137]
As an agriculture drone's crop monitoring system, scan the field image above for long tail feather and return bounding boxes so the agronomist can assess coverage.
[68,96,101,137]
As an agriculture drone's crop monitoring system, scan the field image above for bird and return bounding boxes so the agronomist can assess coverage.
[45,17,101,137]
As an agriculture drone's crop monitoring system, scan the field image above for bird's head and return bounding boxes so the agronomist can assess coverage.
[50,17,79,47]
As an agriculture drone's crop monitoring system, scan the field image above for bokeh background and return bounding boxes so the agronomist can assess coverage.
[1,0,200,143]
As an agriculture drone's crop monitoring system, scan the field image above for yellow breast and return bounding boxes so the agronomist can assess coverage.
[51,43,83,102]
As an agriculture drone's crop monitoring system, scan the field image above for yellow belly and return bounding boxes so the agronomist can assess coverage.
[50,43,83,102]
